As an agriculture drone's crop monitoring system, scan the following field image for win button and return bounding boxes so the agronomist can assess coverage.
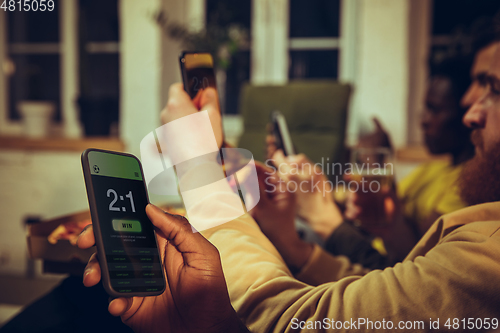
[112,219,142,233]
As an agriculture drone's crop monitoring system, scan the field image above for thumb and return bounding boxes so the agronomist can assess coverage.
[272,150,288,170]
[200,87,219,111]
[373,117,386,132]
[146,204,207,253]
[198,87,223,147]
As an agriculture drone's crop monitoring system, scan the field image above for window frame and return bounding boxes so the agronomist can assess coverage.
[0,0,120,137]
[250,0,357,85]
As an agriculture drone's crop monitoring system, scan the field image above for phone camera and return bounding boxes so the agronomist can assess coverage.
[93,165,100,173]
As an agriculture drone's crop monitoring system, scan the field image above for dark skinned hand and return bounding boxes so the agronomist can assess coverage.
[77,204,247,333]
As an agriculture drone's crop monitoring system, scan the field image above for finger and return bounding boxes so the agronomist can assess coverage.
[199,87,219,111]
[256,163,281,189]
[161,83,196,124]
[373,117,384,132]
[192,88,204,108]
[198,87,223,147]
[146,204,208,254]
[250,172,273,219]
[77,225,95,249]
[169,82,190,101]
[83,252,101,287]
[256,168,273,200]
[265,133,276,145]
[108,298,133,317]
[288,153,309,165]
[272,150,289,175]
[255,161,275,175]
[266,123,273,134]
[266,144,278,162]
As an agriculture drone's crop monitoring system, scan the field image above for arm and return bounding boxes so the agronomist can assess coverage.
[159,83,500,332]
[248,163,368,283]
[204,201,500,332]
[324,222,392,270]
[345,186,418,263]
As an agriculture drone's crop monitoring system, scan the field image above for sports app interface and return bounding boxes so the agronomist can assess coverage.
[88,151,164,294]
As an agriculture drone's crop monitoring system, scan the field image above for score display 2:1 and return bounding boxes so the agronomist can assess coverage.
[107,189,136,212]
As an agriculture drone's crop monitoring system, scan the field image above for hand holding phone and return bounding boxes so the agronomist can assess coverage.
[82,148,166,297]
[77,203,245,333]
[179,51,228,148]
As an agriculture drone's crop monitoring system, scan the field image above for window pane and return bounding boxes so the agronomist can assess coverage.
[79,0,119,41]
[86,54,119,97]
[290,0,340,38]
[84,54,120,122]
[289,50,338,79]
[8,54,60,121]
[225,51,250,114]
[206,0,251,114]
[8,0,60,43]
[206,0,251,30]
[432,0,500,35]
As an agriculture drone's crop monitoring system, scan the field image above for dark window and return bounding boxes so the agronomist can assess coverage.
[206,0,251,114]
[206,0,251,31]
[288,0,340,80]
[289,50,338,80]
[8,55,60,121]
[225,51,250,114]
[8,1,60,43]
[86,54,120,98]
[79,0,119,42]
[430,0,500,64]
[290,0,340,38]
[432,0,500,35]
[78,0,120,127]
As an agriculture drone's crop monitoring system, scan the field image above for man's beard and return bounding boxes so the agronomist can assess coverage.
[459,130,500,205]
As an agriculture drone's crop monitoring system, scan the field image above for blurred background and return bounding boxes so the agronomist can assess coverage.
[0,0,499,326]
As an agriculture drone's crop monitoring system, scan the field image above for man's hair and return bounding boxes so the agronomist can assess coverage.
[471,11,500,54]
[429,56,472,115]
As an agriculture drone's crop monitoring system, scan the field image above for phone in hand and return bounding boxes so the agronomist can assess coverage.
[179,51,229,150]
[179,51,218,100]
[271,110,296,156]
[82,148,166,297]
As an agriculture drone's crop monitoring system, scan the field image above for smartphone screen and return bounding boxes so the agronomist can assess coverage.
[180,52,217,100]
[82,149,165,297]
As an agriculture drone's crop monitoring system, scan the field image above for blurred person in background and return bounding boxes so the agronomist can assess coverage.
[264,33,500,264]
[346,56,475,262]
[345,19,500,262]
[264,56,475,264]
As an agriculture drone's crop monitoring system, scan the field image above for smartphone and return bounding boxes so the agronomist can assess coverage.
[271,110,296,156]
[82,148,166,297]
[179,51,230,150]
[179,51,218,100]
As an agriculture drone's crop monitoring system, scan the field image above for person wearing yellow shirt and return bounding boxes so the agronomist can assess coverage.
[264,56,475,264]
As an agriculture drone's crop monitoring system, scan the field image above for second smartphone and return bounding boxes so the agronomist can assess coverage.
[179,51,228,149]
[271,110,296,156]
[179,51,218,99]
